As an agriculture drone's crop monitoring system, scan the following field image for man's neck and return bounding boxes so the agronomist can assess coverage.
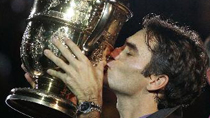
[115,90,158,118]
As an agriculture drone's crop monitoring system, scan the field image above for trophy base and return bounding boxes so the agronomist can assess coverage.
[5,88,77,118]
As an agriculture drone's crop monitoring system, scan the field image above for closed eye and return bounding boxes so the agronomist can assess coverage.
[125,41,138,52]
[126,51,133,56]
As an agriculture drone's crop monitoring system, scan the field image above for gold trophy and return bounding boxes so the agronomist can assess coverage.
[5,0,132,117]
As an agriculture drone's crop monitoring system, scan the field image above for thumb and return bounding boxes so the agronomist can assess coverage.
[96,60,107,78]
[96,46,109,76]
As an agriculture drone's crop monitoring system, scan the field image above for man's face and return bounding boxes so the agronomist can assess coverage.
[106,29,153,95]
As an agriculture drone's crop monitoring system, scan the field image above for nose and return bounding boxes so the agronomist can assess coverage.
[110,45,125,59]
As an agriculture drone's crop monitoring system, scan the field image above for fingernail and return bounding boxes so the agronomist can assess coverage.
[47,69,52,74]
[47,69,50,73]
[64,37,70,42]
[44,50,49,55]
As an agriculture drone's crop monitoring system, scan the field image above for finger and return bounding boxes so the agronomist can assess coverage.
[52,38,78,64]
[25,73,35,88]
[96,60,106,83]
[96,47,108,74]
[64,38,88,62]
[21,64,28,73]
[47,69,69,84]
[95,47,109,84]
[103,47,110,60]
[44,49,70,72]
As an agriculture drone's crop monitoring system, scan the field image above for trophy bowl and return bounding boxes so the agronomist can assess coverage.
[5,0,132,117]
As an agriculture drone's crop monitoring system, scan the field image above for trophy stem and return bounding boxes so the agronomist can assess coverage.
[35,76,67,96]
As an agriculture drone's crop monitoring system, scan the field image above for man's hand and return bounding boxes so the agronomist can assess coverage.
[44,37,106,106]
[21,64,35,88]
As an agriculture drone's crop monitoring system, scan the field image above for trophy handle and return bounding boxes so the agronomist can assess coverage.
[82,2,112,55]
[82,1,132,56]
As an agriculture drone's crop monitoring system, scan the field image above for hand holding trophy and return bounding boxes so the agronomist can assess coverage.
[5,0,132,117]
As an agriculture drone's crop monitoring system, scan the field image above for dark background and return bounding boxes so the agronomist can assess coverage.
[0,0,210,117]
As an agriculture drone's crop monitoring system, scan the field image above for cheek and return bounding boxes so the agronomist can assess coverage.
[107,57,149,79]
[107,61,128,85]
[134,48,152,70]
[108,69,148,95]
[127,57,150,71]
[107,62,148,95]
[107,62,126,79]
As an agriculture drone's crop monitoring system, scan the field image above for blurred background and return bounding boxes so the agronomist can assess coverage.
[0,0,210,117]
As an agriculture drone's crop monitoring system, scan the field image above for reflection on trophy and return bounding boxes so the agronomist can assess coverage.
[5,0,132,117]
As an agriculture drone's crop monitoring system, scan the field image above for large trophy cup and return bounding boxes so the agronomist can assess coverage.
[5,0,132,117]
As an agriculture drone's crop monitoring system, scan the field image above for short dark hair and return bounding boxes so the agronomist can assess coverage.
[142,14,209,109]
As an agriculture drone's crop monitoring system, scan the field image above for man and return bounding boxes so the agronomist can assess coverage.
[23,15,208,118]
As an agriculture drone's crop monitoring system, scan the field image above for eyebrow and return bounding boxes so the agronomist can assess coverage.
[125,41,138,52]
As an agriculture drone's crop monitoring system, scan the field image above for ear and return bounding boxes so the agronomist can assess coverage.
[206,68,210,85]
[146,74,169,91]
